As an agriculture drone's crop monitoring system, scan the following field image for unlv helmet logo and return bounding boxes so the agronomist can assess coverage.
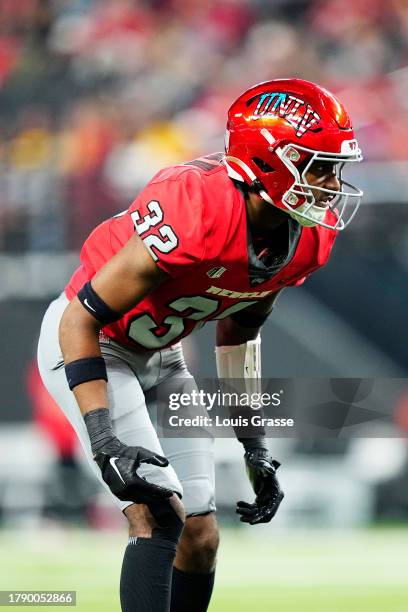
[247,92,321,138]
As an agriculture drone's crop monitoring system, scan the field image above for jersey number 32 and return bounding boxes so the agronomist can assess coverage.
[131,200,178,261]
[125,200,251,349]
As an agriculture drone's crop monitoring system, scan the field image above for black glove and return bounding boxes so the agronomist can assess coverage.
[84,408,173,504]
[236,444,284,525]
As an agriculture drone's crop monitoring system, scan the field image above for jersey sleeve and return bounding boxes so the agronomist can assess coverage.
[127,170,206,278]
[292,276,307,286]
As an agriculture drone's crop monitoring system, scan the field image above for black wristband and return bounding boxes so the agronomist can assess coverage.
[229,405,266,440]
[83,407,116,454]
[77,281,121,325]
[238,436,269,453]
[65,356,108,390]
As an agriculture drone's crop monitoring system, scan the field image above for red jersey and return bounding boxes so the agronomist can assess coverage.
[65,154,337,351]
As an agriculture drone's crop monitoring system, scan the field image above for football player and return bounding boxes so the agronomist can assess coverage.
[38,79,363,612]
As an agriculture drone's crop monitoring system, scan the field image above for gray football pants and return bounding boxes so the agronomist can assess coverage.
[37,293,215,515]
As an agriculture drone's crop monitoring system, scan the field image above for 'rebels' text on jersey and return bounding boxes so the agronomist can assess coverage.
[65,155,337,352]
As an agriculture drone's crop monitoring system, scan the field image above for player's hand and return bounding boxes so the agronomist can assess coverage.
[236,447,284,525]
[93,437,174,505]
[84,408,174,504]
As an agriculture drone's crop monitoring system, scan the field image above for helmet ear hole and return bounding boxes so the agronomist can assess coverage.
[252,157,275,173]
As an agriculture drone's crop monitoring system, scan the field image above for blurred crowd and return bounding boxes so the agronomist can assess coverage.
[1,0,408,251]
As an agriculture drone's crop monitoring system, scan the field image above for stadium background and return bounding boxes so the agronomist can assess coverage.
[1,1,408,610]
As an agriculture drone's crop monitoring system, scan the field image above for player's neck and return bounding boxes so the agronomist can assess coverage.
[245,191,288,236]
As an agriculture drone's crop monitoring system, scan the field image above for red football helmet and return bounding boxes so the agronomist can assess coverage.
[224,78,363,230]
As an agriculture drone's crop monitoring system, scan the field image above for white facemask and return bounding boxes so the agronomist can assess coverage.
[287,202,328,227]
[276,143,363,231]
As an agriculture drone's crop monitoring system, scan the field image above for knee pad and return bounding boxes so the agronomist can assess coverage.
[148,498,185,545]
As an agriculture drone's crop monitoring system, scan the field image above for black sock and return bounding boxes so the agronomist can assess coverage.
[120,536,177,612]
[170,567,215,612]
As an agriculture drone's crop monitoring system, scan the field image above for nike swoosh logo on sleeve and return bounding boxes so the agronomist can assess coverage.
[109,457,126,484]
[84,298,96,312]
